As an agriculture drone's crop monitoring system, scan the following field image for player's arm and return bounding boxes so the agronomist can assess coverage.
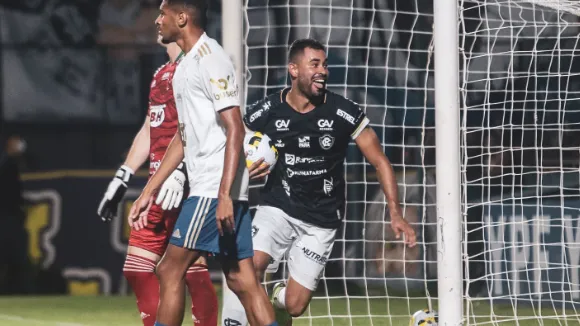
[128,130,184,230]
[355,127,417,247]
[218,106,245,199]
[97,116,150,222]
[242,97,275,179]
[142,129,184,197]
[124,116,151,171]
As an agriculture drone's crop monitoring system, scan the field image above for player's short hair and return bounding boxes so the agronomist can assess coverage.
[288,39,326,63]
[166,0,208,29]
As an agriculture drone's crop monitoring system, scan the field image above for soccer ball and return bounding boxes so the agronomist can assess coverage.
[243,131,278,171]
[410,309,438,326]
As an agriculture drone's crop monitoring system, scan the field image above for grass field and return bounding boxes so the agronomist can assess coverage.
[0,287,579,326]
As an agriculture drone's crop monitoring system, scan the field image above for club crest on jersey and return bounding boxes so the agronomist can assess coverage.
[319,134,335,150]
[150,104,166,127]
[317,119,334,131]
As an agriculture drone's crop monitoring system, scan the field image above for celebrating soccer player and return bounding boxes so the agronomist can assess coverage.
[97,38,217,326]
[128,1,278,326]
[222,38,418,325]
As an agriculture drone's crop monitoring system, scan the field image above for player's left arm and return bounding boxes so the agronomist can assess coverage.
[201,53,244,235]
[354,124,417,247]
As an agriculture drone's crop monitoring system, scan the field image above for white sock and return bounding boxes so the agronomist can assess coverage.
[221,279,249,326]
[274,287,287,309]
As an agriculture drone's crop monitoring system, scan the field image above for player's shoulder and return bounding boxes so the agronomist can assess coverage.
[325,91,361,112]
[195,35,231,66]
[247,90,284,115]
[152,61,171,78]
[244,90,284,128]
[324,91,367,127]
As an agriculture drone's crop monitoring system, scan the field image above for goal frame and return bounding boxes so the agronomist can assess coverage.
[223,0,465,324]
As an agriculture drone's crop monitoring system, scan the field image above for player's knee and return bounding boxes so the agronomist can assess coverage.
[154,259,176,282]
[225,272,250,297]
[285,296,309,317]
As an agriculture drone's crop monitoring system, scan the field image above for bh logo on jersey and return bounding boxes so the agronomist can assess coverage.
[150,104,166,127]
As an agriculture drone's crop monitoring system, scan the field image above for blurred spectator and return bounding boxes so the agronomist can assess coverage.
[0,134,32,294]
[97,0,160,124]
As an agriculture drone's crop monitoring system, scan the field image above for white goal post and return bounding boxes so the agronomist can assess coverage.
[222,0,580,325]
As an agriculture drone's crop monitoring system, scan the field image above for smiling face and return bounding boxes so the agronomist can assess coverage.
[155,1,181,44]
[289,47,329,99]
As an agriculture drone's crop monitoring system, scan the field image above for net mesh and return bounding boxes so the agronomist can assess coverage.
[243,0,580,324]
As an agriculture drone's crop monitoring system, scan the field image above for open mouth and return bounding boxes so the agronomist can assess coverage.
[312,78,326,90]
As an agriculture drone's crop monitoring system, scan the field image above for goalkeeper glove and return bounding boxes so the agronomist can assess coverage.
[155,161,187,210]
[97,165,134,222]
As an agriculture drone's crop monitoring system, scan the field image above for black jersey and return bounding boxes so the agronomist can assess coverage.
[243,88,370,229]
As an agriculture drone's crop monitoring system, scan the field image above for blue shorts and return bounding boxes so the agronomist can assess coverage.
[169,196,253,260]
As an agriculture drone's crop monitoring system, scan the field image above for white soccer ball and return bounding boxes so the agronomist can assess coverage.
[410,309,438,326]
[243,131,278,171]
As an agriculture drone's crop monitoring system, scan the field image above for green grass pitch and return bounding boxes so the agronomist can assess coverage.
[0,286,578,325]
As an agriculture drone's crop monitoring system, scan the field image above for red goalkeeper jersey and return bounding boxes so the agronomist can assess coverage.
[148,59,180,176]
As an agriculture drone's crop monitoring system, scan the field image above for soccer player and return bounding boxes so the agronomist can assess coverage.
[97,38,217,326]
[128,1,277,326]
[222,38,418,324]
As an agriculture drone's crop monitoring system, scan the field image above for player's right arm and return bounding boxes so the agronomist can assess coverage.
[243,96,277,179]
[128,128,184,230]
[97,116,150,222]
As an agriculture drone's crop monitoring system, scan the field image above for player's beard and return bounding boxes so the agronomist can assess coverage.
[298,75,325,101]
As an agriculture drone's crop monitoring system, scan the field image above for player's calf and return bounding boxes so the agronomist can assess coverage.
[185,264,218,326]
[123,253,159,326]
[282,278,315,317]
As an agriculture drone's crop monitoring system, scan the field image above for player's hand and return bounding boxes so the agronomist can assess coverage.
[248,157,270,180]
[155,161,187,210]
[128,192,154,231]
[97,165,134,222]
[216,195,234,236]
[390,214,417,248]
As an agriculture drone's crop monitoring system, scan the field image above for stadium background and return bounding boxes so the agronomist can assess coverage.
[1,0,580,320]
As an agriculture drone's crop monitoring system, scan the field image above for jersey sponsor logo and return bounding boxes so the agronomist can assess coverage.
[161,72,171,80]
[150,160,161,171]
[224,318,242,326]
[319,134,335,150]
[298,136,310,148]
[317,119,334,130]
[275,119,290,131]
[150,104,166,127]
[286,168,327,178]
[248,101,271,123]
[210,75,238,100]
[285,153,324,166]
[251,225,259,237]
[323,177,334,195]
[282,179,291,196]
[337,108,356,125]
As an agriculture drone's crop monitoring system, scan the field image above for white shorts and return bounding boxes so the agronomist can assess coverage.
[252,205,337,291]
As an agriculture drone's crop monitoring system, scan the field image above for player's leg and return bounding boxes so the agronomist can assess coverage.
[155,244,202,325]
[124,208,175,326]
[162,207,218,326]
[221,205,296,326]
[220,201,277,326]
[272,218,337,317]
[154,196,209,326]
[185,259,218,326]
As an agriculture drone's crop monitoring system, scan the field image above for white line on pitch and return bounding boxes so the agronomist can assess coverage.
[0,313,85,326]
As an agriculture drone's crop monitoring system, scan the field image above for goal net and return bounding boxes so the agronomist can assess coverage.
[243,0,580,324]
